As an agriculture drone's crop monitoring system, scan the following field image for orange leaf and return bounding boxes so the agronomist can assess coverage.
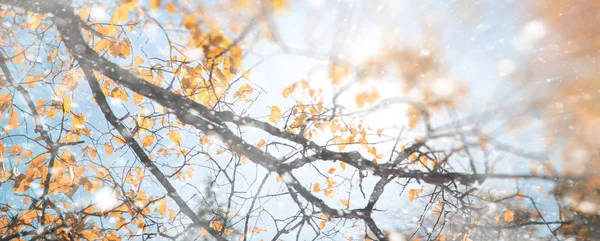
[324,189,334,198]
[93,38,112,52]
[165,3,176,13]
[182,15,196,29]
[319,220,326,230]
[156,198,167,216]
[168,209,176,220]
[109,87,128,102]
[269,106,281,123]
[340,162,347,170]
[133,92,144,104]
[104,143,114,155]
[0,93,11,113]
[503,210,514,223]
[116,217,126,229]
[142,134,155,147]
[8,145,23,156]
[330,62,350,84]
[0,141,5,158]
[340,199,349,207]
[327,167,336,175]
[62,95,72,113]
[256,139,266,149]
[168,131,182,145]
[4,107,19,134]
[408,188,423,202]
[30,153,47,167]
[282,86,295,98]
[134,56,145,65]
[200,228,208,237]
[313,183,320,192]
[72,112,86,130]
[150,0,161,11]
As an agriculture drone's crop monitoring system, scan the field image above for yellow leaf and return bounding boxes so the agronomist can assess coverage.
[150,0,161,11]
[337,142,347,152]
[232,84,254,101]
[330,62,350,84]
[110,87,128,102]
[13,52,25,64]
[84,146,97,159]
[168,131,182,145]
[408,188,423,202]
[340,199,349,207]
[24,76,36,88]
[156,198,167,215]
[269,106,281,123]
[182,15,196,29]
[93,38,112,52]
[281,86,295,98]
[133,92,144,104]
[319,220,326,230]
[275,175,281,182]
[168,209,176,220]
[165,3,176,13]
[62,96,72,113]
[71,113,86,129]
[312,183,320,192]
[110,1,136,25]
[134,56,145,65]
[503,210,514,223]
[142,134,155,147]
[268,0,288,12]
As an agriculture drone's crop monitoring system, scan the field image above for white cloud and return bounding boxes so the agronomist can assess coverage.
[90,6,109,22]
[496,59,515,77]
[94,188,118,212]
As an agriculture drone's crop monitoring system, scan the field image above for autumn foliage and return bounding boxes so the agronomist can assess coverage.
[0,0,598,240]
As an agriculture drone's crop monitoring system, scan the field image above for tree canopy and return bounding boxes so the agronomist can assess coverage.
[0,0,598,240]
